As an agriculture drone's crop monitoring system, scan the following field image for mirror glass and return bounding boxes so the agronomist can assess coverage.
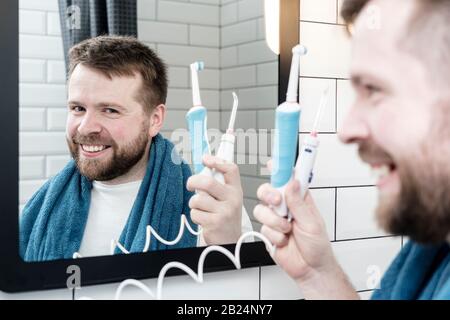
[18,0,278,262]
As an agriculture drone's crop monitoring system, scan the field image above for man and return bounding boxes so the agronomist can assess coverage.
[20,35,250,262]
[253,0,450,299]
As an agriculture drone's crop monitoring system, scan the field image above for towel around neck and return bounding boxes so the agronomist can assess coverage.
[19,134,197,262]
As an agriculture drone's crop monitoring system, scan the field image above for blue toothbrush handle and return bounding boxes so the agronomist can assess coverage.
[186,106,209,174]
[270,103,301,217]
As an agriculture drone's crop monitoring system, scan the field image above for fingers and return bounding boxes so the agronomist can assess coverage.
[191,208,217,227]
[253,204,291,234]
[260,225,288,247]
[202,154,241,188]
[186,174,227,201]
[189,192,218,213]
[256,183,281,206]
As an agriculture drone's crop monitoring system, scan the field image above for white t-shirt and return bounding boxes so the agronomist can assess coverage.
[78,180,142,257]
[78,180,254,257]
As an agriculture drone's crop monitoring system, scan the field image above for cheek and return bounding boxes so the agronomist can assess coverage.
[105,120,143,144]
[66,116,78,138]
[371,98,432,156]
[369,103,400,152]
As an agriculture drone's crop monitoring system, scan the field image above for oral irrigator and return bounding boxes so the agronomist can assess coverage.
[186,61,210,174]
[207,92,239,184]
[271,44,307,218]
[295,87,329,199]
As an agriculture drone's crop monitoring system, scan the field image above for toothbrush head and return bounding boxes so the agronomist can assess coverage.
[292,44,307,56]
[227,92,239,132]
[191,61,205,71]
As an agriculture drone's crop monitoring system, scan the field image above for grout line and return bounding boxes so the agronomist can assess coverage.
[155,0,159,20]
[335,79,338,132]
[336,0,339,24]
[147,41,220,50]
[258,267,261,300]
[311,184,375,189]
[255,99,260,177]
[187,25,191,45]
[334,188,337,241]
[221,60,278,71]
[300,19,346,27]
[43,155,47,178]
[300,75,351,81]
[221,39,268,50]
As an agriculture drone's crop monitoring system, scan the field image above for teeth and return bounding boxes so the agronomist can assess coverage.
[82,145,107,153]
[371,165,390,180]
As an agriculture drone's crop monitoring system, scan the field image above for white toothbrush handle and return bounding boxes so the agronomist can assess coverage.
[295,135,319,199]
[211,133,235,185]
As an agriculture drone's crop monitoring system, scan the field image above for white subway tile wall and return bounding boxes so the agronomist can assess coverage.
[12,0,403,300]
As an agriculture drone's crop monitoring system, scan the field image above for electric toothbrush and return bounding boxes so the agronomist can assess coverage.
[186,61,210,174]
[295,87,329,199]
[186,61,239,184]
[271,44,307,218]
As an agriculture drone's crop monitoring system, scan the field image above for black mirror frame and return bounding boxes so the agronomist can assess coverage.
[0,0,300,293]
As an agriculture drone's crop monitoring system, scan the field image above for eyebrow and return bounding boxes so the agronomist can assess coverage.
[67,101,127,111]
[350,72,383,86]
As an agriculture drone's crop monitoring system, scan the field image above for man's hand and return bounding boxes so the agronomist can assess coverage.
[187,154,243,245]
[253,161,359,299]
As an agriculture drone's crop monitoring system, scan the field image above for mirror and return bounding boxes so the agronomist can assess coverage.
[18,0,278,262]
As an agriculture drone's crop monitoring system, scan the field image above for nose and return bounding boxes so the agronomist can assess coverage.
[77,111,102,136]
[337,104,370,145]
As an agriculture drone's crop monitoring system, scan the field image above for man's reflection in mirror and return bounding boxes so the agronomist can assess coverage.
[20,35,252,262]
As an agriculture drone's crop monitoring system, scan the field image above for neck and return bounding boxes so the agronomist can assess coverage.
[99,141,151,186]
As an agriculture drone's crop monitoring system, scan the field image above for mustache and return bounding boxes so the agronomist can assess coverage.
[71,133,115,146]
[358,141,394,164]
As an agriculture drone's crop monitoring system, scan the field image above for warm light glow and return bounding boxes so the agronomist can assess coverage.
[264,0,280,55]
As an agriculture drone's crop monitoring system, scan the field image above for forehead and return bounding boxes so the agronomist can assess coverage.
[350,0,420,80]
[68,64,143,104]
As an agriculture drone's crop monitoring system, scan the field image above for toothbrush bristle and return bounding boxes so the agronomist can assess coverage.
[197,61,205,71]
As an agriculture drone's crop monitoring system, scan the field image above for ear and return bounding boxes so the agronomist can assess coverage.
[148,104,166,137]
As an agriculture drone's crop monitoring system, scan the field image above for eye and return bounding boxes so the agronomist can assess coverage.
[70,105,85,113]
[104,107,119,114]
[363,83,382,97]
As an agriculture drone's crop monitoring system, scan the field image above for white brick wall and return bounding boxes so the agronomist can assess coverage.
[12,0,403,300]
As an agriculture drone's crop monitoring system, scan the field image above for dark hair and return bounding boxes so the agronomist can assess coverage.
[68,35,168,114]
[340,0,370,28]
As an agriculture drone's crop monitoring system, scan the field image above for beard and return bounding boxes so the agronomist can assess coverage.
[67,123,150,182]
[359,140,450,245]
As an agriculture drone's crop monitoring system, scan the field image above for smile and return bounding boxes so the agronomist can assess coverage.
[370,163,398,189]
[80,144,111,153]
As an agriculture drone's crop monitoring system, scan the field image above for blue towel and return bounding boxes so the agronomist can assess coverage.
[20,134,197,262]
[371,241,450,300]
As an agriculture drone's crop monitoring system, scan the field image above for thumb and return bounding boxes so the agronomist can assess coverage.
[285,180,322,231]
[284,179,305,221]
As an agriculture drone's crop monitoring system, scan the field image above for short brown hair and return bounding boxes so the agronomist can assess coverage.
[340,0,369,28]
[68,35,168,113]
